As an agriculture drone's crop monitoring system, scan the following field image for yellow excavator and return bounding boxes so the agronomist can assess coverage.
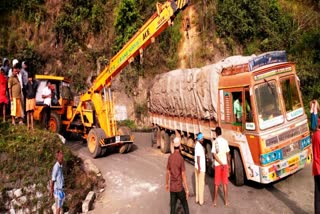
[33,0,189,158]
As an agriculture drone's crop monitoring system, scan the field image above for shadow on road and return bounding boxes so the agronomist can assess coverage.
[265,185,309,214]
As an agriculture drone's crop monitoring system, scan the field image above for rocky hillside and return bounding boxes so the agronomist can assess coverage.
[0,123,102,213]
[0,0,319,122]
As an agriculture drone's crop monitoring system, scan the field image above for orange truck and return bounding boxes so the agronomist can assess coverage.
[149,51,312,185]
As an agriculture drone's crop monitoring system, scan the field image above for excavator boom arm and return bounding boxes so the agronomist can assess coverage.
[81,0,189,102]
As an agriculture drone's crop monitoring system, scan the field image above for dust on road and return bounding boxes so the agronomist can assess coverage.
[67,133,314,214]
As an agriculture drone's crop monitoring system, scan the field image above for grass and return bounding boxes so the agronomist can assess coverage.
[0,122,100,212]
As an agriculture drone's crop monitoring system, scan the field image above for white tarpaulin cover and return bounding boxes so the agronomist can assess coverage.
[148,55,255,120]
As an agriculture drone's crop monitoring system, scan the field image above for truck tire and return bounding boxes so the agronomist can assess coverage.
[187,138,195,154]
[49,112,61,133]
[169,133,176,153]
[181,136,188,152]
[206,142,214,177]
[151,127,158,147]
[87,128,106,158]
[160,130,170,153]
[156,128,161,148]
[233,149,245,186]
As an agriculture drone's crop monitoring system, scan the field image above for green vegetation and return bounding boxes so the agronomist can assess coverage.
[113,0,142,54]
[117,119,137,130]
[215,0,294,53]
[54,0,106,52]
[0,123,98,212]
[0,0,319,118]
[213,0,320,106]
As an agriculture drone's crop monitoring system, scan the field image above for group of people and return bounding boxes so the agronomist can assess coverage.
[0,58,54,130]
[166,127,230,213]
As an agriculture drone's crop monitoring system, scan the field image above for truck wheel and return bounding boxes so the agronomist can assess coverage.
[151,127,158,147]
[119,144,129,154]
[187,138,195,154]
[169,133,176,153]
[233,149,245,186]
[160,130,170,153]
[156,128,161,148]
[49,112,61,133]
[87,128,106,158]
[206,142,214,177]
[181,136,188,152]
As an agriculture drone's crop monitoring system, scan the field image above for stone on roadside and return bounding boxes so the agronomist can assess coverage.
[24,184,36,193]
[6,190,14,199]
[14,188,23,198]
[82,191,96,213]
[58,134,66,144]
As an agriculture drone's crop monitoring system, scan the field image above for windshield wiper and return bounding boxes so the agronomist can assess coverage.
[264,78,275,96]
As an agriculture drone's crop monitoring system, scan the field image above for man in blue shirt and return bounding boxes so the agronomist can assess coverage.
[50,150,65,213]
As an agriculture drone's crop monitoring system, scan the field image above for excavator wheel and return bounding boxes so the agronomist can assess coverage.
[49,112,61,133]
[119,144,128,154]
[118,126,132,154]
[87,128,106,158]
[126,143,132,152]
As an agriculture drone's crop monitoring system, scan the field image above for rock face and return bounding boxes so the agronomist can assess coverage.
[4,184,46,213]
[148,55,255,120]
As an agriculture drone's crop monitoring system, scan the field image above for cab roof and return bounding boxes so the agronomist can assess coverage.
[35,75,70,83]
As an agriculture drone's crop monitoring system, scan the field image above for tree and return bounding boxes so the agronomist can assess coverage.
[113,0,142,54]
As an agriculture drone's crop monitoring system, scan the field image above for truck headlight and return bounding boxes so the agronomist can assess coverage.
[261,149,283,165]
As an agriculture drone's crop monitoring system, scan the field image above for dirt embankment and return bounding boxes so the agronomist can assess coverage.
[0,123,102,213]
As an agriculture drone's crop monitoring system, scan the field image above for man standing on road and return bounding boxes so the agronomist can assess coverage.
[50,150,65,214]
[166,137,190,214]
[195,132,206,205]
[211,126,231,206]
[312,124,320,213]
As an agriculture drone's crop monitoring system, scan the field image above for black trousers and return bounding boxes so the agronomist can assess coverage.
[315,175,320,214]
[43,105,51,129]
[170,190,189,214]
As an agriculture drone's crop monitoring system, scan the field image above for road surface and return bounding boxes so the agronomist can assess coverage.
[67,133,314,214]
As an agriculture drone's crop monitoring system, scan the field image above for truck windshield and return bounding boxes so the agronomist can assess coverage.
[280,75,303,120]
[255,80,284,130]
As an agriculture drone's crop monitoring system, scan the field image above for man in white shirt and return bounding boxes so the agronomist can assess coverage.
[211,126,231,206]
[42,81,53,129]
[194,132,206,205]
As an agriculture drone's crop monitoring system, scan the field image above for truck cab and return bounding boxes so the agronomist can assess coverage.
[218,51,312,184]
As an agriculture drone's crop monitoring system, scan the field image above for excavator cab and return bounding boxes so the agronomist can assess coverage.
[34,75,74,133]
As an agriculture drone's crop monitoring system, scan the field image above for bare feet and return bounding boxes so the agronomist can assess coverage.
[225,201,230,206]
[213,201,217,207]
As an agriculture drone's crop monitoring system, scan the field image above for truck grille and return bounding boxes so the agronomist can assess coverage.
[265,123,308,147]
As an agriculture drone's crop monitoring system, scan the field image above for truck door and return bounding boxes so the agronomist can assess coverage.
[219,89,245,131]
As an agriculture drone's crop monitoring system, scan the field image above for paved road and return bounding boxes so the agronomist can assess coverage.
[67,133,314,214]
